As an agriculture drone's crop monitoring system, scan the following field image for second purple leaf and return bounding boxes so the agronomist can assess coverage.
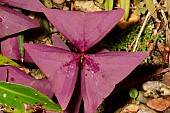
[0,0,45,12]
[0,6,40,38]
[81,52,148,113]
[24,43,81,110]
[1,37,33,62]
[0,66,54,98]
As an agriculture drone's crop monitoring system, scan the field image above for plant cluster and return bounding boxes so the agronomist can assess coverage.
[0,0,148,113]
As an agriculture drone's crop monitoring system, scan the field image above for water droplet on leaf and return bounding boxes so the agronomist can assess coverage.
[69,65,74,69]
[35,94,39,96]
[3,93,6,98]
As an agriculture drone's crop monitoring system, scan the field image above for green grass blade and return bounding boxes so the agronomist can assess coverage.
[0,82,63,112]
[17,34,24,62]
[120,0,130,20]
[104,0,114,10]
[42,18,52,37]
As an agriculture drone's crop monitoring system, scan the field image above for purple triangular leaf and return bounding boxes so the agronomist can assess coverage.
[52,34,70,50]
[0,67,7,81]
[81,52,148,113]
[0,6,40,38]
[0,66,54,98]
[1,35,69,62]
[0,0,45,12]
[64,76,82,113]
[1,37,33,62]
[24,43,81,110]
[42,8,124,52]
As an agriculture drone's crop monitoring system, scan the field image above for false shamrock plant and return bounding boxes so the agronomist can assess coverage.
[23,8,148,113]
[0,0,148,112]
[0,2,63,113]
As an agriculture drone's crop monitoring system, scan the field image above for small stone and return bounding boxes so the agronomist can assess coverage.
[143,81,166,91]
[116,104,139,113]
[160,87,170,96]
[74,1,102,12]
[137,104,157,113]
[142,81,170,97]
[144,89,160,98]
[52,0,65,4]
[136,91,150,104]
[146,97,170,111]
[163,72,170,86]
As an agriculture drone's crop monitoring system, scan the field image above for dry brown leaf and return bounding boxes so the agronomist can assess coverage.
[117,13,140,29]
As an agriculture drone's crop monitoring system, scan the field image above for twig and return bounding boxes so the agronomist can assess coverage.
[132,12,150,52]
[160,9,170,67]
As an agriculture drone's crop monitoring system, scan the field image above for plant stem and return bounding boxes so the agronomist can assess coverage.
[160,9,170,67]
[132,12,150,52]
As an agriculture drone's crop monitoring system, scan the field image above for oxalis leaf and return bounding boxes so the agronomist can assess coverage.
[0,6,40,38]
[0,0,45,12]
[0,82,63,112]
[24,8,148,113]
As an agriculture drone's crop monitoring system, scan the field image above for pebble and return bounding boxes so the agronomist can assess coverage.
[114,104,139,113]
[114,104,157,113]
[136,91,150,104]
[142,81,170,98]
[143,81,166,91]
[146,97,170,111]
[137,104,157,113]
[163,72,170,86]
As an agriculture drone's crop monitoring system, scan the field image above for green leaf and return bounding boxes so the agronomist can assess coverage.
[0,82,63,112]
[120,0,130,20]
[129,88,138,99]
[104,0,114,10]
[97,0,104,4]
[0,54,19,67]
[134,2,147,16]
[143,0,157,19]
[135,100,140,104]
[42,18,52,37]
